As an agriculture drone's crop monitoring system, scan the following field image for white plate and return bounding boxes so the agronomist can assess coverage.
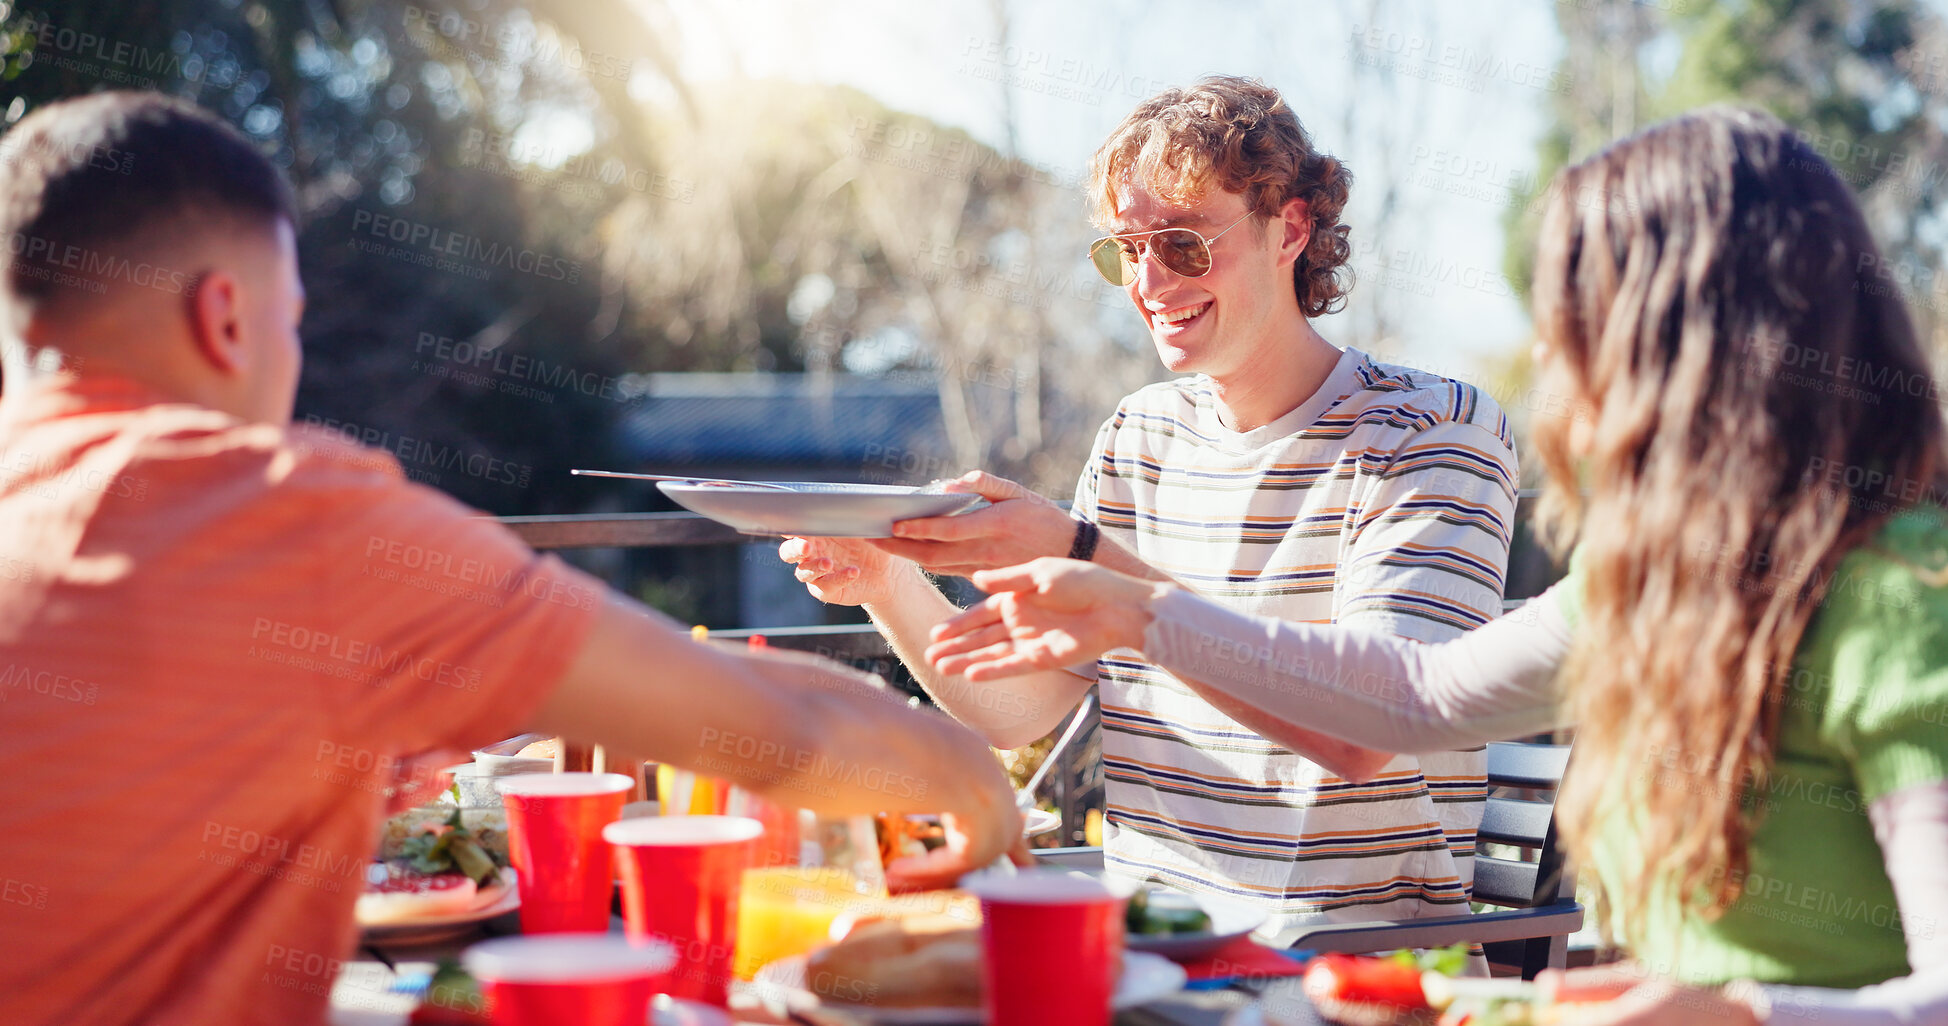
[657,481,980,538]
[745,949,1187,1024]
[1123,886,1270,961]
[358,869,519,946]
[1021,808,1062,837]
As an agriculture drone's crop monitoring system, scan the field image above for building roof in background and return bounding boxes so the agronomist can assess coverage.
[615,373,955,477]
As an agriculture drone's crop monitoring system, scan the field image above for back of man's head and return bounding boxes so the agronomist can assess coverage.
[1089,76,1354,318]
[0,91,295,316]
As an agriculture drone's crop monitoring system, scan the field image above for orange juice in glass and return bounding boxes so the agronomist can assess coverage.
[655,764,722,815]
[733,866,874,978]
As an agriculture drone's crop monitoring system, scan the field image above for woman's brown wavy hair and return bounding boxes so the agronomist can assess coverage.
[1087,76,1354,318]
[1530,105,1945,939]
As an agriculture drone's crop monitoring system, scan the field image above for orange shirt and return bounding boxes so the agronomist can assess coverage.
[0,378,603,1026]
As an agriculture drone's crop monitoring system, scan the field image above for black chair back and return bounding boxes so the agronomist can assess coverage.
[1474,740,1576,976]
[1470,741,1572,909]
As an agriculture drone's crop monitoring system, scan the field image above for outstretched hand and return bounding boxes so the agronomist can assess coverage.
[869,472,1077,577]
[779,535,907,607]
[923,557,1163,680]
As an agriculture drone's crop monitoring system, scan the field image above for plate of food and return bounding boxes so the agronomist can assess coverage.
[361,806,518,945]
[1122,886,1270,961]
[359,867,519,946]
[1233,948,1558,1026]
[652,478,981,538]
[748,902,1187,1024]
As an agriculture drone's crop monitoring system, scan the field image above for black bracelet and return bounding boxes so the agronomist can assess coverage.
[1067,517,1101,562]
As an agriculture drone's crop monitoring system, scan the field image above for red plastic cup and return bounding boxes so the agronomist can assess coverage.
[966,871,1127,1026]
[497,771,634,933]
[604,815,765,1007]
[463,934,674,1026]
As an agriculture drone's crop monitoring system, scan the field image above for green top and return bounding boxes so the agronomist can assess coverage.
[1560,507,1948,987]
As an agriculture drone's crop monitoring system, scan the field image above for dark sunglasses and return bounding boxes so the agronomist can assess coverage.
[1087,210,1255,285]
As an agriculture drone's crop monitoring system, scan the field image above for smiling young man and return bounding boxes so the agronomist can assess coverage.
[784,77,1518,941]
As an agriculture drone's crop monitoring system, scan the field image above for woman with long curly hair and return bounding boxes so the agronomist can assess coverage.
[927,105,1948,1024]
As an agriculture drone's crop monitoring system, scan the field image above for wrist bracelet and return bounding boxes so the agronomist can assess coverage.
[1068,517,1101,562]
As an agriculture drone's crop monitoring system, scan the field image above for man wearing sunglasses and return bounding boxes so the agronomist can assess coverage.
[783,76,1517,943]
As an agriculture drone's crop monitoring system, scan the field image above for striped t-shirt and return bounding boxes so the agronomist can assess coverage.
[1072,347,1518,942]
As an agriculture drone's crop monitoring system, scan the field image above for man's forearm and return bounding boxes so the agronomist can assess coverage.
[1062,546,1394,777]
[865,566,1085,749]
[760,668,1015,823]
[531,596,1014,824]
[1177,675,1397,782]
[1092,530,1174,583]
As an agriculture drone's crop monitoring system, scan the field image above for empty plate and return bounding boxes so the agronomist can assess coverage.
[657,481,979,538]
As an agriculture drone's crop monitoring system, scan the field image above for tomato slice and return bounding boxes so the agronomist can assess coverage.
[369,872,475,897]
[1302,953,1430,1010]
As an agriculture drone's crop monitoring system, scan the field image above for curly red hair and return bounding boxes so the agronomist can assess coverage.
[1087,76,1354,318]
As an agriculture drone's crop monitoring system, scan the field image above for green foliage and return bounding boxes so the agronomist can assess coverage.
[635,574,701,626]
[1505,0,1948,327]
[1,0,648,514]
[1,0,1142,540]
[1653,0,1929,192]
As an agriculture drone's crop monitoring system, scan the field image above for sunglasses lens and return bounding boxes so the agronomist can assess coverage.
[1090,238,1136,285]
[1153,230,1212,277]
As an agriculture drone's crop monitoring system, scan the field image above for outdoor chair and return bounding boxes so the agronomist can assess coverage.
[1037,740,1584,980]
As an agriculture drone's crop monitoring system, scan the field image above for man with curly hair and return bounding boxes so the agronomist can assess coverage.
[784,77,1517,941]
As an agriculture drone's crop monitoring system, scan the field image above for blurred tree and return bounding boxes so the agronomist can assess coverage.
[600,76,1155,494]
[0,0,653,514]
[1336,0,1440,347]
[1504,0,1948,354]
[1,0,1145,510]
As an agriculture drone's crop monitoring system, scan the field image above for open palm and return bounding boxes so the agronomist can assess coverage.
[924,558,1159,680]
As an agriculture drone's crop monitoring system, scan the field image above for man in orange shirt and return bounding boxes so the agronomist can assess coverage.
[0,91,1019,1026]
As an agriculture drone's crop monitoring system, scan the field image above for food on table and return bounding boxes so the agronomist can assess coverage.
[1302,952,1434,1026]
[801,888,1126,1008]
[379,806,509,866]
[874,812,948,865]
[407,960,490,1025]
[805,901,984,1008]
[874,813,967,893]
[360,807,508,926]
[357,867,481,924]
[395,807,504,885]
[1420,975,1548,1026]
[1305,947,1557,1026]
[1124,888,1214,935]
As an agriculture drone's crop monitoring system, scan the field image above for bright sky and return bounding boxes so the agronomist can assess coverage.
[665,0,1567,371]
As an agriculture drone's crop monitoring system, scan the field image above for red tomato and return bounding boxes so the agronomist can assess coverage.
[1302,954,1430,1010]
